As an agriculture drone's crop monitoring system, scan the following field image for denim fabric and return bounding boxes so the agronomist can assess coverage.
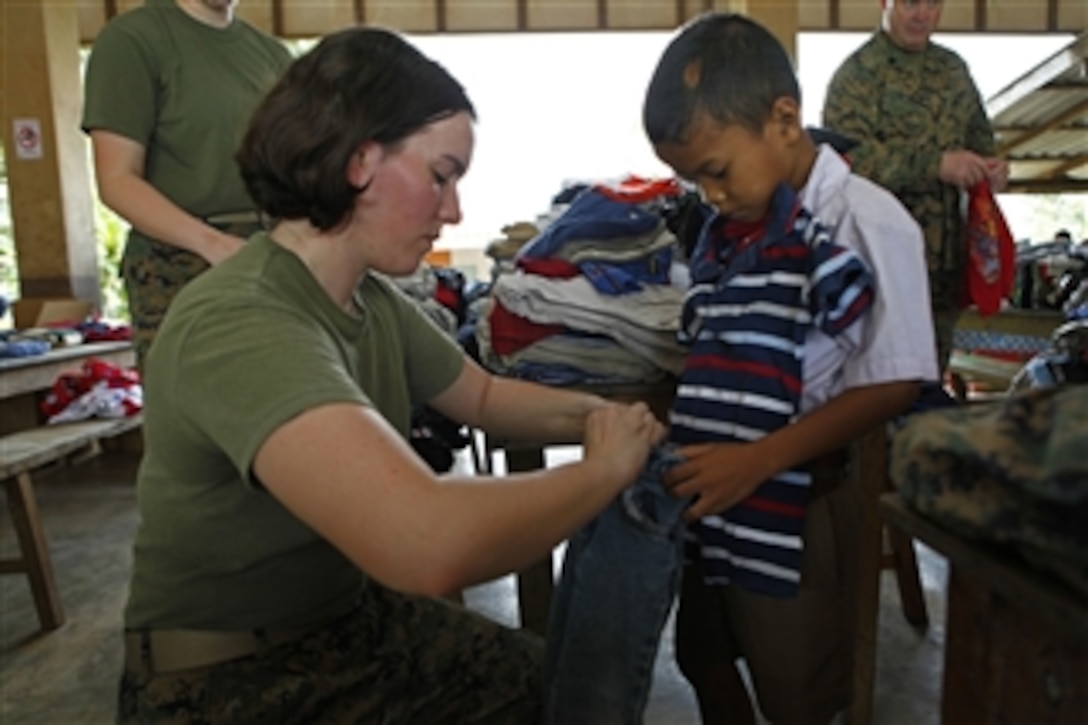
[544,444,688,724]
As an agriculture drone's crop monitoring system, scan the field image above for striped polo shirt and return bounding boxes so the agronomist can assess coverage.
[671,183,875,597]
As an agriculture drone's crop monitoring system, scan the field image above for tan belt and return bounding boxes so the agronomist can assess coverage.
[203,211,264,226]
[124,627,309,675]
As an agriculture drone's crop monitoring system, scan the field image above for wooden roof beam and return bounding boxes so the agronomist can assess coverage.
[998,96,1088,154]
[1045,152,1088,178]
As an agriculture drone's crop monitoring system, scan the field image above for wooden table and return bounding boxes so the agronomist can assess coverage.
[0,341,136,433]
[0,342,140,630]
[485,379,677,636]
[880,493,1088,723]
[954,308,1062,346]
[950,309,1062,399]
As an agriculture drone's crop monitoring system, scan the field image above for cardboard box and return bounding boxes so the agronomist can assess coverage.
[12,298,95,329]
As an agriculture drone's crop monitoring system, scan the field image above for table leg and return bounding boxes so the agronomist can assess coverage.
[505,445,554,636]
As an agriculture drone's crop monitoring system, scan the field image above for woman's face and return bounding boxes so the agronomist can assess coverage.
[356,111,474,276]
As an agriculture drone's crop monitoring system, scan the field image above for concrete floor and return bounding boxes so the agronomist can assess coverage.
[1,446,948,723]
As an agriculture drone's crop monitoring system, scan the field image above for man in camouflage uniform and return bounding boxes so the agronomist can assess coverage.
[822,0,1009,372]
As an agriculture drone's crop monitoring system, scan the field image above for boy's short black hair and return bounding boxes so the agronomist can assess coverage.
[237,27,475,231]
[643,12,800,144]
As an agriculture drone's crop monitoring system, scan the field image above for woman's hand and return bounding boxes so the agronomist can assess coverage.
[202,232,247,265]
[581,402,666,487]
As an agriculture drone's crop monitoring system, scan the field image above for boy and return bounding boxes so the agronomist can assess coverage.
[643,13,939,723]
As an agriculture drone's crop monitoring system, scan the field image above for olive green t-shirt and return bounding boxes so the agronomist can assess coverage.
[125,234,465,630]
[81,0,292,260]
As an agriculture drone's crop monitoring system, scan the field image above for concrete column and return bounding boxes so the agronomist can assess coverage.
[1,0,100,307]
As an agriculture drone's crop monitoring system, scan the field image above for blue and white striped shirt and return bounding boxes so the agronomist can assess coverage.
[671,183,875,597]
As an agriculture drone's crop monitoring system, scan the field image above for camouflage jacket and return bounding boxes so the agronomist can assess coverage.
[822,31,996,275]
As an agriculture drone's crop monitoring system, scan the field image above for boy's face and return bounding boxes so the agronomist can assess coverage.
[653,108,795,224]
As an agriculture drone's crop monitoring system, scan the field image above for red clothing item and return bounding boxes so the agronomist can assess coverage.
[516,257,580,279]
[594,175,682,204]
[963,181,1015,316]
[486,299,566,356]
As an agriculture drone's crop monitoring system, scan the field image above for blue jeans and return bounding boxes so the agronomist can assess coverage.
[544,444,688,724]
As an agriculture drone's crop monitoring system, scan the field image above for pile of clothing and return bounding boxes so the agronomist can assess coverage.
[41,357,142,424]
[475,176,692,386]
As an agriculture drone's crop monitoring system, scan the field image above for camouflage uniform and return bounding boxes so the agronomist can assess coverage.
[890,385,1088,598]
[822,30,997,371]
[119,582,545,724]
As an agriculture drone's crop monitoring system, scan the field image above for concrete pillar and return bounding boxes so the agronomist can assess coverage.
[1,0,100,307]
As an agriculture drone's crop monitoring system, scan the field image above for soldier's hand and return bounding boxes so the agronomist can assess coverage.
[984,157,1010,193]
[204,233,247,266]
[939,150,989,189]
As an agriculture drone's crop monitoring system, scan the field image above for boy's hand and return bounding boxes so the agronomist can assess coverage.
[666,441,778,521]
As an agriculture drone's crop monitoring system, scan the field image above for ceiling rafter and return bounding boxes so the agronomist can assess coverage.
[1044,153,1088,178]
[1008,178,1088,192]
[997,97,1088,154]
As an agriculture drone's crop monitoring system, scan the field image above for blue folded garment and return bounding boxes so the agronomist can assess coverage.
[0,340,51,358]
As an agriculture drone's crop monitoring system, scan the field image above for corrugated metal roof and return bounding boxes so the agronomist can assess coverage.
[988,32,1088,193]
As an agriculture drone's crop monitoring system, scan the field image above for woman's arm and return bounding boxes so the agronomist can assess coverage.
[254,381,664,597]
[427,356,616,445]
[90,129,244,265]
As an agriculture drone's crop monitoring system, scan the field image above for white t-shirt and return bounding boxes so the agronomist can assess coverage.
[798,144,940,413]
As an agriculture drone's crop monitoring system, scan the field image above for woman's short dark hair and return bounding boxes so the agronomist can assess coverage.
[237,27,476,230]
[643,12,800,145]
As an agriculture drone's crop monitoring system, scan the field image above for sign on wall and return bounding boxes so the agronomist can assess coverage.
[13,118,44,160]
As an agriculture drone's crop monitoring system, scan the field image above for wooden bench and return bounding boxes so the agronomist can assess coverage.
[0,414,142,631]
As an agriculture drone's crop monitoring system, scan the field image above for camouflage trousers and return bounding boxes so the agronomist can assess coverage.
[891,385,1088,598]
[118,584,544,724]
[122,222,264,368]
[928,267,964,374]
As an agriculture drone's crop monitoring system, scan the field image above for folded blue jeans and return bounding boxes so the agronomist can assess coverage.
[544,444,688,724]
